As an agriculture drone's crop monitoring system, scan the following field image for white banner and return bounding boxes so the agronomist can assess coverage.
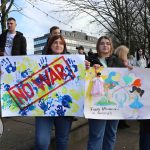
[0,55,85,117]
[85,67,150,119]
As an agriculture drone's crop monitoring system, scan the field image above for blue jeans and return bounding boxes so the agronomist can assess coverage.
[35,117,72,150]
[87,119,119,150]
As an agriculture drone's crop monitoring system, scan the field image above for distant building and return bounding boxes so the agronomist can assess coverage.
[34,30,97,54]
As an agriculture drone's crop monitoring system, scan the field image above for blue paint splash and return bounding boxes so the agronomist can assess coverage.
[38,98,54,114]
[105,71,119,89]
[21,69,31,78]
[38,57,48,69]
[1,58,16,73]
[56,94,72,108]
[49,110,56,116]
[3,84,10,91]
[38,100,49,114]
[65,66,75,80]
[19,105,36,116]
[67,58,78,72]
[61,95,72,108]
[55,105,66,116]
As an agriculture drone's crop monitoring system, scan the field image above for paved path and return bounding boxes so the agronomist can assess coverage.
[0,118,139,150]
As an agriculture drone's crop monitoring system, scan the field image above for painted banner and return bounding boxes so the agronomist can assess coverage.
[0,55,85,117]
[85,67,150,119]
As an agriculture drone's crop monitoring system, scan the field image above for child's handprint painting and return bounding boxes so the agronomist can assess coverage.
[0,55,85,117]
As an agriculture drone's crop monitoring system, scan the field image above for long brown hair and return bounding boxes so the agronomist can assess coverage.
[96,36,114,57]
[46,35,67,54]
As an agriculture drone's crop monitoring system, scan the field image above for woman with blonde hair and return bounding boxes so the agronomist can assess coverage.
[114,45,132,129]
[114,45,133,70]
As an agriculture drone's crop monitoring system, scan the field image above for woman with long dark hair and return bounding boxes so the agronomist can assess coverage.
[135,48,148,68]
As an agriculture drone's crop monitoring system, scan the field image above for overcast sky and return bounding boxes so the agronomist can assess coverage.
[7,0,103,54]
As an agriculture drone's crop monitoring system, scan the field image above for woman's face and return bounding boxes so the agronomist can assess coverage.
[98,38,111,55]
[51,38,64,54]
[138,49,143,55]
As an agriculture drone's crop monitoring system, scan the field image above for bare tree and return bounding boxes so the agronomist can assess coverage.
[0,0,14,33]
[40,0,149,54]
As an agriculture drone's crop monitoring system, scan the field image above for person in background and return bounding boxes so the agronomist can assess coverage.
[87,36,124,150]
[114,45,133,129]
[76,45,88,60]
[139,60,150,150]
[135,48,148,68]
[0,17,27,56]
[88,48,94,57]
[114,45,133,70]
[42,26,60,54]
[128,54,136,66]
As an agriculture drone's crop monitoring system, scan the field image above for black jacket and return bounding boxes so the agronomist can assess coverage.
[88,53,125,67]
[140,120,150,133]
[42,38,49,54]
[0,30,27,55]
